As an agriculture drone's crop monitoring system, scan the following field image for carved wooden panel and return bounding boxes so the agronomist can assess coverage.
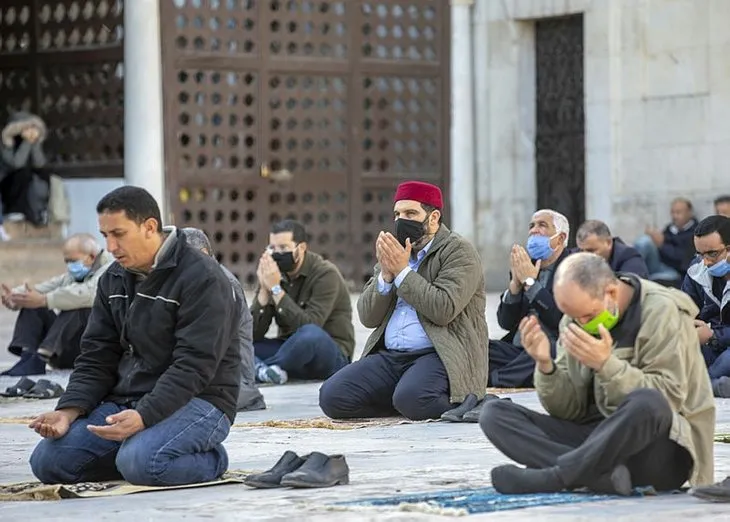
[267,1,348,60]
[361,76,441,180]
[360,1,440,63]
[174,68,259,175]
[40,60,124,165]
[0,4,32,54]
[172,0,257,56]
[0,1,124,178]
[535,15,585,246]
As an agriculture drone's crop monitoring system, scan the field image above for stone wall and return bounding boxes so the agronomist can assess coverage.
[471,0,729,289]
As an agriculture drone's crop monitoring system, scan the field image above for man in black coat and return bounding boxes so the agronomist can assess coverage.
[27,186,241,486]
[488,209,571,388]
[576,220,648,278]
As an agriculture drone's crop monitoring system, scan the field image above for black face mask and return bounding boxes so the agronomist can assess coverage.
[272,251,297,273]
[394,217,428,247]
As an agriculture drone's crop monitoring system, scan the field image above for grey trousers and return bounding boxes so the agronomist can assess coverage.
[480,388,693,491]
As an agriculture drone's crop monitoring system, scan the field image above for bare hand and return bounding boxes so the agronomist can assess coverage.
[511,245,540,284]
[561,323,614,371]
[1,284,19,311]
[87,410,145,441]
[519,315,552,364]
[378,232,411,278]
[646,228,664,247]
[375,232,395,282]
[259,252,282,289]
[29,409,80,439]
[694,320,714,345]
[11,284,47,309]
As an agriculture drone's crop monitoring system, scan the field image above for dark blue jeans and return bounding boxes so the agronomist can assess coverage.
[254,324,348,380]
[701,343,730,382]
[29,398,230,486]
[634,235,681,281]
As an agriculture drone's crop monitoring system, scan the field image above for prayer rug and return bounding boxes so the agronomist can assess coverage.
[337,486,668,515]
[0,471,251,501]
[714,433,730,443]
[486,387,535,395]
[233,416,435,430]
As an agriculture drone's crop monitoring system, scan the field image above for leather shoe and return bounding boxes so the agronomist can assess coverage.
[244,450,306,488]
[280,451,349,488]
[440,393,479,422]
[462,394,506,423]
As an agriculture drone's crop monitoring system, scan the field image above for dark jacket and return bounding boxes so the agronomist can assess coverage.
[660,219,698,275]
[56,229,241,426]
[681,258,730,348]
[609,237,649,278]
[251,251,355,360]
[497,248,571,340]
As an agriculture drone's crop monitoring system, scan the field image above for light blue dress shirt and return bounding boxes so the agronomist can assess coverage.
[376,240,434,351]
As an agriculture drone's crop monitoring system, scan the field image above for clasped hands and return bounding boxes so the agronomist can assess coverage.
[1,283,46,310]
[375,232,411,283]
[518,315,614,372]
[509,244,540,289]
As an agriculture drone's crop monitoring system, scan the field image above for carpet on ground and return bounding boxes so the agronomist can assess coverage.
[337,486,671,515]
[233,416,435,430]
[714,433,730,443]
[0,471,250,501]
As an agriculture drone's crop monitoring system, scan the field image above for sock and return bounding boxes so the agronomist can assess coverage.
[0,225,9,241]
[713,377,730,398]
[491,464,565,494]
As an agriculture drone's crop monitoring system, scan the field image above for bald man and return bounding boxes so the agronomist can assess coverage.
[1,233,114,376]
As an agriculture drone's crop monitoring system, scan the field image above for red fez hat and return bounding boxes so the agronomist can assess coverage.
[393,181,443,209]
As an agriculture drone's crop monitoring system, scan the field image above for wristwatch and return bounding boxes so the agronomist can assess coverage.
[270,284,283,296]
[523,277,536,290]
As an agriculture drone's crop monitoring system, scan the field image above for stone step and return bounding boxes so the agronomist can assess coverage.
[0,239,66,287]
[2,220,64,241]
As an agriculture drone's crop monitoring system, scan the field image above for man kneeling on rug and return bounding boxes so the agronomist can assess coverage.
[319,181,488,421]
[480,252,715,495]
[28,186,241,487]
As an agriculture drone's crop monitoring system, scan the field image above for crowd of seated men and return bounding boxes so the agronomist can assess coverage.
[3,183,729,497]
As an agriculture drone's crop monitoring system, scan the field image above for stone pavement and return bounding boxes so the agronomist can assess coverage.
[1,296,730,521]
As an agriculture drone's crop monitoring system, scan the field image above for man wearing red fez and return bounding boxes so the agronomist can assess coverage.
[319,181,489,421]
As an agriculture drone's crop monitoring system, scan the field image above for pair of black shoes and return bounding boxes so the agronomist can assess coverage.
[244,451,349,489]
[441,393,506,423]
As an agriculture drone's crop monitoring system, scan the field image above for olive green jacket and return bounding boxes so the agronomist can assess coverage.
[535,279,715,486]
[357,225,488,402]
[251,251,355,360]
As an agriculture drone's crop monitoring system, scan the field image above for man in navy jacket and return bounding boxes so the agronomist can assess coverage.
[682,215,730,397]
[576,220,648,278]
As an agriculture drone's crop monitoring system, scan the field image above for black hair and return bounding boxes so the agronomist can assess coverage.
[715,195,730,206]
[420,203,443,224]
[271,219,307,243]
[96,186,163,233]
[694,215,730,245]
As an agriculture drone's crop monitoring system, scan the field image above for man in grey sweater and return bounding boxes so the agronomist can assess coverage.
[181,228,265,412]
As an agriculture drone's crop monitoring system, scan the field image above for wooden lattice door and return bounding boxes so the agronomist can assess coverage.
[161,1,450,288]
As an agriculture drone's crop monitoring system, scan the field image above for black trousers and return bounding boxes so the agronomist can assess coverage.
[480,388,693,491]
[488,339,558,388]
[9,307,91,369]
[319,348,451,421]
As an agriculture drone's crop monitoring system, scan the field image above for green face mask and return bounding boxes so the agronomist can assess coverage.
[580,304,619,336]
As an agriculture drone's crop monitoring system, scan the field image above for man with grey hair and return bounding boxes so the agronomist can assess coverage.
[480,252,715,496]
[487,209,572,389]
[1,233,114,376]
[181,228,266,412]
[576,220,648,278]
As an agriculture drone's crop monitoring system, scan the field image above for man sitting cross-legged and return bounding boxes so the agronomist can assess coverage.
[251,219,354,385]
[28,186,241,486]
[480,252,714,495]
[319,181,488,421]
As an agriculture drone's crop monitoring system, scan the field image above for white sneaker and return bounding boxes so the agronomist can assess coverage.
[0,225,10,241]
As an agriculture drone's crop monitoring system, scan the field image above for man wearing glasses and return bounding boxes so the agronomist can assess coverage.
[682,215,730,397]
[251,219,354,384]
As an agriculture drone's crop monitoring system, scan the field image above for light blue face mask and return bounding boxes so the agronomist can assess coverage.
[67,260,91,281]
[708,257,730,278]
[526,234,559,261]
